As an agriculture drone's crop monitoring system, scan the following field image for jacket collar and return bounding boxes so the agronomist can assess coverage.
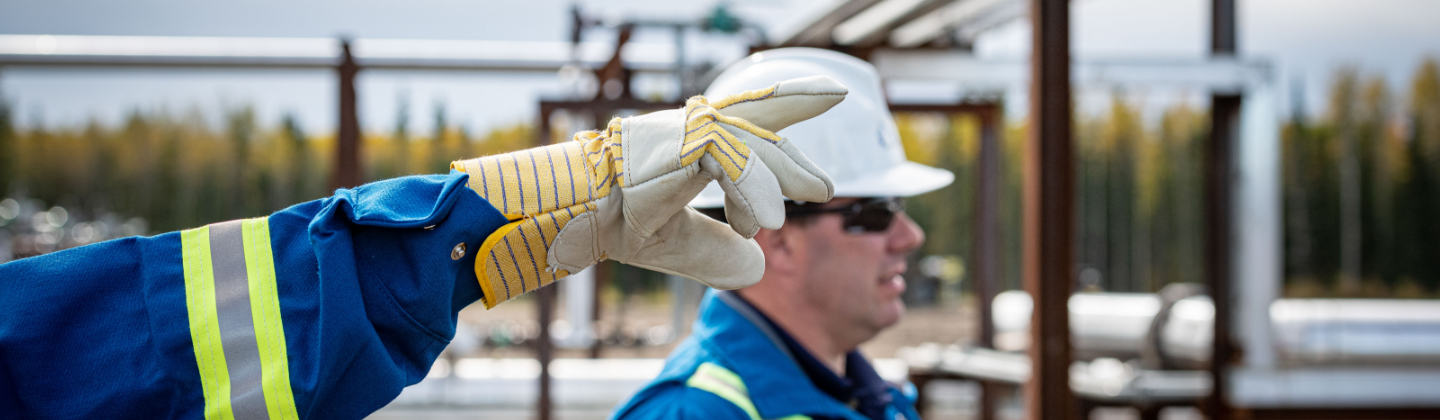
[691,290,864,419]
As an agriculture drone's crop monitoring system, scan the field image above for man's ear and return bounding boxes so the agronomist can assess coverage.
[754,225,802,275]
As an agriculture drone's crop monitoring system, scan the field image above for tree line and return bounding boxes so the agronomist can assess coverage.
[3,59,1439,298]
[898,58,1440,299]
[0,104,532,234]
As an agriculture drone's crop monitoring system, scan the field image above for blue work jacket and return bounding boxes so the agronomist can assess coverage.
[0,172,509,419]
[611,290,922,420]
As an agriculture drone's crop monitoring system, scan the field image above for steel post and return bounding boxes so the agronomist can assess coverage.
[1206,94,1240,420]
[1207,0,1239,419]
[975,106,1001,351]
[1025,0,1076,419]
[536,285,556,420]
[332,39,361,190]
[535,100,556,420]
[974,106,1002,420]
[590,261,610,359]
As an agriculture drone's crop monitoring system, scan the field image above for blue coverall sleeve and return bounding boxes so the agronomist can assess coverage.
[0,172,510,420]
[612,383,752,420]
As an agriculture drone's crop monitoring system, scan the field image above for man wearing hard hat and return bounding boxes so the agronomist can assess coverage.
[611,48,953,420]
[0,75,849,417]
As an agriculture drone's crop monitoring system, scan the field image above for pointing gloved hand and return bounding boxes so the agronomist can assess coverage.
[453,75,847,308]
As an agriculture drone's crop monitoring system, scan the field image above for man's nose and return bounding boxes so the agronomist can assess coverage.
[888,213,925,254]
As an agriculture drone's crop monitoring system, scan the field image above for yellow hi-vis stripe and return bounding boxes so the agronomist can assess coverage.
[684,362,813,420]
[242,219,300,420]
[687,362,762,420]
[182,226,236,420]
[182,218,300,420]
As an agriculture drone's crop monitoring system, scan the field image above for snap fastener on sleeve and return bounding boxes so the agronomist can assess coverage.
[451,243,467,260]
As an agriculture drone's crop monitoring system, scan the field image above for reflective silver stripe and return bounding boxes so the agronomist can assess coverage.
[208,220,272,420]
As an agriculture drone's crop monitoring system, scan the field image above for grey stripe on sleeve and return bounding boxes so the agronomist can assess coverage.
[208,220,271,420]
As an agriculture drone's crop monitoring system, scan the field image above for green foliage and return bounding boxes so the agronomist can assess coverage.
[1281,58,1440,297]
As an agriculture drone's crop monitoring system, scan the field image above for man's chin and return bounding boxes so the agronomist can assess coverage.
[875,299,906,329]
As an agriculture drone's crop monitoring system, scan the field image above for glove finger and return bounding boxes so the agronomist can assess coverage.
[721,125,834,204]
[617,165,715,238]
[709,75,848,133]
[700,154,784,238]
[621,207,766,290]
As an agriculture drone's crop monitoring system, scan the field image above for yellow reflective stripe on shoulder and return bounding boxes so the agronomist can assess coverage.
[686,362,761,420]
[241,218,301,420]
[181,218,299,420]
[182,226,235,420]
[684,363,815,420]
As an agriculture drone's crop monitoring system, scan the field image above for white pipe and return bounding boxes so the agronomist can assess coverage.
[1236,78,1283,370]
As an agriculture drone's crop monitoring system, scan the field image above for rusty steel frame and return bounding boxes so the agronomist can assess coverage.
[890,101,1003,420]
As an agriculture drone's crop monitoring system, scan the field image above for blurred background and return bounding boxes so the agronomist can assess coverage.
[3,1,1440,419]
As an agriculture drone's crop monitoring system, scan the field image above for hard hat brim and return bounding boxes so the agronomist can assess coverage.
[688,160,954,209]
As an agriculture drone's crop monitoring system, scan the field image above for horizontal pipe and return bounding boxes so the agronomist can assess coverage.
[0,55,679,73]
[993,291,1440,365]
[0,35,679,72]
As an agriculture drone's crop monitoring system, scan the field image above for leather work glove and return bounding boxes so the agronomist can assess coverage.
[452,75,847,308]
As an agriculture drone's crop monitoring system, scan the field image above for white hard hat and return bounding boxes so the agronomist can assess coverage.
[689,48,953,209]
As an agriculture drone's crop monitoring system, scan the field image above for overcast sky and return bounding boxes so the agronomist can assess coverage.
[2,0,1438,134]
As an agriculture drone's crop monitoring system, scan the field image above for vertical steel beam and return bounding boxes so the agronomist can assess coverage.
[1207,0,1239,419]
[589,261,608,358]
[973,106,1002,420]
[1211,0,1236,55]
[332,39,362,190]
[975,107,1001,351]
[1206,94,1239,420]
[536,285,556,420]
[534,105,557,420]
[1025,0,1076,419]
[674,25,688,98]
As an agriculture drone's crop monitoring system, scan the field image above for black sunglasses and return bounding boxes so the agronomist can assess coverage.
[785,197,905,234]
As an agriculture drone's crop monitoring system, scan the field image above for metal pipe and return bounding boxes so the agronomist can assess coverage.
[992,292,1440,367]
[0,35,683,73]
